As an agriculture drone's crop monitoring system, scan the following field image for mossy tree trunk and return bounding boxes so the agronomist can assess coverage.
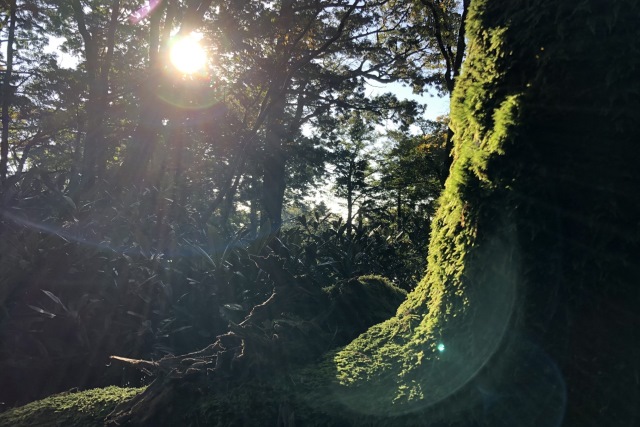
[324,0,640,425]
[2,1,639,426]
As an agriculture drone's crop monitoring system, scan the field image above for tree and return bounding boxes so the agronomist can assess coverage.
[198,0,462,232]
[367,0,469,185]
[0,0,79,192]
[376,117,447,232]
[213,0,365,233]
[1,0,17,182]
[322,0,640,424]
[1,0,49,184]
[40,0,123,192]
[331,111,374,237]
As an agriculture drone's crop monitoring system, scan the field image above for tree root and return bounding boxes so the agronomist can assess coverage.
[105,260,305,425]
[104,262,406,425]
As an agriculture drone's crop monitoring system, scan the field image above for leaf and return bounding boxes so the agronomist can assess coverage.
[28,305,56,318]
[42,290,68,313]
[62,195,77,211]
[126,310,146,319]
[185,240,216,267]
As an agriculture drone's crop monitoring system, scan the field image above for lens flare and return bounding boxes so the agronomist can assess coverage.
[170,33,207,75]
[129,0,162,24]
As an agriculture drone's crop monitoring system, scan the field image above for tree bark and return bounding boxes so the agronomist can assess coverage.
[1,0,17,183]
[260,0,294,234]
[261,97,288,233]
[346,160,354,237]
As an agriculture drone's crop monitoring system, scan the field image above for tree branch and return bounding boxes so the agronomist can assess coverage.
[452,0,469,81]
[419,0,454,92]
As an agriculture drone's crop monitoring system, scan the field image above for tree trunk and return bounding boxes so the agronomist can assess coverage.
[261,94,288,234]
[249,175,259,239]
[396,184,402,231]
[1,0,17,183]
[118,3,163,187]
[345,161,354,237]
[69,0,120,193]
[260,0,295,235]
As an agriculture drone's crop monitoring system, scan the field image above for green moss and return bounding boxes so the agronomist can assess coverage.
[327,275,407,322]
[0,387,144,427]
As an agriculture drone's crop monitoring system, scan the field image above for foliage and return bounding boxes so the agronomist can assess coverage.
[0,387,144,427]
[0,177,419,407]
[283,211,429,290]
[1,0,462,227]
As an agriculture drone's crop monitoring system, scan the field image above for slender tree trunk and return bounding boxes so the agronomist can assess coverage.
[261,96,288,233]
[396,185,402,231]
[220,175,241,229]
[260,0,296,234]
[72,0,98,189]
[95,0,120,179]
[169,123,185,214]
[249,178,259,239]
[1,0,17,183]
[118,3,163,186]
[67,110,85,192]
[69,0,120,193]
[119,91,162,186]
[438,127,454,186]
[346,162,354,237]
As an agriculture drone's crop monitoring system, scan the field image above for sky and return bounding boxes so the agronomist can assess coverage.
[366,81,450,122]
[44,37,79,68]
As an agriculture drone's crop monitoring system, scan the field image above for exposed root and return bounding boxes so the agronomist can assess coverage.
[104,261,406,425]
[106,334,243,425]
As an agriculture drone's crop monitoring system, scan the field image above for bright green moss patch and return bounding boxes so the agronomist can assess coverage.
[0,386,144,427]
[325,275,407,327]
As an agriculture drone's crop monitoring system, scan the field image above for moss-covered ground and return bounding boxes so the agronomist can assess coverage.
[0,387,144,427]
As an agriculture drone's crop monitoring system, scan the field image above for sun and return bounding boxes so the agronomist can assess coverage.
[170,33,207,75]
